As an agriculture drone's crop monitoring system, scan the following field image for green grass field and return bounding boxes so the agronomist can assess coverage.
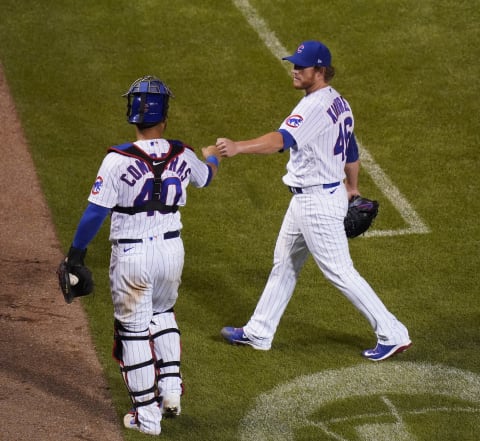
[1,1,479,440]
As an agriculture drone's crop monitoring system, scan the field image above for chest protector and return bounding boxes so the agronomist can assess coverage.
[108,140,186,215]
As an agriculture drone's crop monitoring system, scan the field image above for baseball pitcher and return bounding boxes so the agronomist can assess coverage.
[217,40,412,362]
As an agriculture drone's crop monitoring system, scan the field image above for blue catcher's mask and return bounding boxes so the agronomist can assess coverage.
[124,75,174,126]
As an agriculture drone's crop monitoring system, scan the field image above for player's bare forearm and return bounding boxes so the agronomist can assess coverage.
[344,160,360,199]
[216,132,284,157]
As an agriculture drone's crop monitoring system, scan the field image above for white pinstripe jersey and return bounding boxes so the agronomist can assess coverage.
[88,138,211,240]
[279,86,355,188]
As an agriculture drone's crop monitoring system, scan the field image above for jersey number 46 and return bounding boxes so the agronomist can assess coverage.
[333,117,353,161]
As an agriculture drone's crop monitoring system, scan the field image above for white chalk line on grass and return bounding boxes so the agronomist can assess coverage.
[232,0,290,73]
[232,0,430,237]
[238,362,480,441]
[360,148,430,237]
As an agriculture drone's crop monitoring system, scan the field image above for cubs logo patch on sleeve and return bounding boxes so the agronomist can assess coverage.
[91,176,104,195]
[286,114,304,128]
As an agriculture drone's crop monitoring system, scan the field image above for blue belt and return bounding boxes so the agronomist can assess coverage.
[289,182,340,194]
[115,230,180,244]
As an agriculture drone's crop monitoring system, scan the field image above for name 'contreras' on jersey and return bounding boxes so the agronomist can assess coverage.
[88,138,211,240]
[279,86,354,188]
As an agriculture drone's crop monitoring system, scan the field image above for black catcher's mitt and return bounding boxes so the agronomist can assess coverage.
[56,246,94,304]
[344,195,379,238]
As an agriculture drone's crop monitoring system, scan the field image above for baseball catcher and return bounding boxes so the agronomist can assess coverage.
[344,195,379,238]
[56,75,222,434]
[57,246,94,303]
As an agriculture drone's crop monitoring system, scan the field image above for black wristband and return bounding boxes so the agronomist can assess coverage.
[67,246,87,266]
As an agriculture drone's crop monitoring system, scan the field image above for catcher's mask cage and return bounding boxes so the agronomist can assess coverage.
[124,75,174,126]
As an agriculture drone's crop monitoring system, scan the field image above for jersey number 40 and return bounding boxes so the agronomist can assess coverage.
[134,176,182,216]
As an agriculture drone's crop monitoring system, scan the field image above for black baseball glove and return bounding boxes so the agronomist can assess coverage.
[344,195,379,238]
[56,246,94,304]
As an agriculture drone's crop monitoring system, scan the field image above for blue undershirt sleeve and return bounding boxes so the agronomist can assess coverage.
[203,164,214,187]
[346,133,359,163]
[277,129,296,151]
[72,202,110,249]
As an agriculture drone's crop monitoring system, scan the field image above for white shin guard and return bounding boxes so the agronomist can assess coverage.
[150,310,183,397]
[113,321,162,434]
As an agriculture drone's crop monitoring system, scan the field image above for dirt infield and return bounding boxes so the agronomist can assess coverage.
[0,65,123,441]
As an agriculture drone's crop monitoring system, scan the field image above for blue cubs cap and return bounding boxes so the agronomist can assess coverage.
[282,40,332,67]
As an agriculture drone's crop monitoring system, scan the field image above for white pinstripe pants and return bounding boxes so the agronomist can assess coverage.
[244,184,409,349]
[110,236,184,331]
[110,236,184,433]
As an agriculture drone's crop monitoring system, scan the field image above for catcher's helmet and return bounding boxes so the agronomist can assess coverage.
[124,75,174,126]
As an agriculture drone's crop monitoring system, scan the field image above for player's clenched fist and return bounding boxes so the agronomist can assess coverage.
[201,144,222,160]
[216,138,239,157]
